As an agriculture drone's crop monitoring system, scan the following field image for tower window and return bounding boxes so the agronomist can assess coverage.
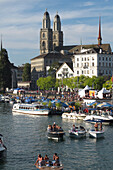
[54,35,56,39]
[43,33,45,38]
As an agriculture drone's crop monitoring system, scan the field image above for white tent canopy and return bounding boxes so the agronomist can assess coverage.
[78,85,91,98]
[97,88,110,99]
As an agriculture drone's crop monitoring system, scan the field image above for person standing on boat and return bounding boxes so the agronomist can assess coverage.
[94,122,98,131]
[100,122,102,131]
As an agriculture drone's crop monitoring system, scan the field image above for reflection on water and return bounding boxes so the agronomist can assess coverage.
[0,103,113,169]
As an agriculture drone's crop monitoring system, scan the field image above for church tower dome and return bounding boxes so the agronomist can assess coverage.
[42,9,51,29]
[53,12,61,31]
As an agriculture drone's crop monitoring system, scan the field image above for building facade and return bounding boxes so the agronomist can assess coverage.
[73,46,113,77]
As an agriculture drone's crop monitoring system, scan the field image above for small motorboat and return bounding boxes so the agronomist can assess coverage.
[35,164,63,170]
[69,126,86,138]
[0,134,7,158]
[47,124,65,140]
[89,129,104,138]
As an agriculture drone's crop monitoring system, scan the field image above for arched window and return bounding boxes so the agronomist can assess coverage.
[54,35,56,39]
[42,41,46,47]
[43,33,45,38]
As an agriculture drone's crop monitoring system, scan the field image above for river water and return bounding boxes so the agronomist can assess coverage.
[0,103,113,170]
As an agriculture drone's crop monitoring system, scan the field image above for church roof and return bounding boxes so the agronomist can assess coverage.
[31,51,71,61]
[69,44,112,54]
[55,45,77,52]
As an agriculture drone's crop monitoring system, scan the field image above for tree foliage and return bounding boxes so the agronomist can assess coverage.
[37,76,56,90]
[0,49,11,92]
[22,63,31,82]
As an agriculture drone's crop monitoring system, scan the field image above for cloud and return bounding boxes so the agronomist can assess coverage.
[83,1,94,6]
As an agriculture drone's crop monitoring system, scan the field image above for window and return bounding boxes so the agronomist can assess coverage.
[77,58,79,61]
[92,70,94,74]
[92,62,94,66]
[77,71,79,74]
[106,57,108,61]
[103,57,104,61]
[54,35,56,39]
[109,58,111,61]
[99,62,101,66]
[63,68,68,71]
[99,57,101,60]
[58,74,62,77]
[43,33,45,38]
[87,70,89,74]
[85,58,86,61]
[106,63,107,67]
[92,57,94,60]
[77,63,79,67]
[82,58,83,61]
[109,63,111,67]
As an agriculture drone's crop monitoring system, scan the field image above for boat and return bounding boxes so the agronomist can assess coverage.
[69,126,86,138]
[12,103,50,116]
[35,164,63,170]
[84,112,113,125]
[75,110,86,120]
[62,112,77,120]
[47,124,65,140]
[0,134,7,158]
[89,129,104,138]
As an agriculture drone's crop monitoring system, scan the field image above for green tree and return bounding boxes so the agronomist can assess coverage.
[22,63,31,82]
[0,49,11,92]
[37,76,56,90]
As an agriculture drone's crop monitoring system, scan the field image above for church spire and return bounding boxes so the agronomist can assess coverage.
[98,16,102,45]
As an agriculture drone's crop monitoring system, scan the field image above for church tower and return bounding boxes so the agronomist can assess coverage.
[53,12,63,50]
[40,10,53,54]
[98,16,102,45]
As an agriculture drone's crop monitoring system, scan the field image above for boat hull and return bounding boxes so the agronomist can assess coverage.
[36,164,63,170]
[89,130,104,138]
[69,130,86,138]
[47,131,65,140]
[12,109,49,116]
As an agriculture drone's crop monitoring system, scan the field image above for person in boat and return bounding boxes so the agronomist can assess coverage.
[100,122,103,131]
[53,153,60,166]
[52,122,56,131]
[48,125,52,131]
[80,126,85,131]
[72,124,76,132]
[0,138,3,145]
[35,154,45,167]
[44,154,49,165]
[94,122,98,131]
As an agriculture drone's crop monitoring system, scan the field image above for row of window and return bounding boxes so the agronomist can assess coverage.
[76,62,94,67]
[58,74,73,77]
[99,57,112,61]
[42,33,57,40]
[77,57,94,61]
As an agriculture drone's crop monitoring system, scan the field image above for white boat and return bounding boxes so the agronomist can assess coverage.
[62,112,77,120]
[84,113,113,125]
[0,134,7,158]
[12,103,50,116]
[75,111,86,120]
[69,126,86,138]
[89,129,104,138]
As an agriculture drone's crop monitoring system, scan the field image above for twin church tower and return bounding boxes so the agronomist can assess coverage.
[40,10,63,55]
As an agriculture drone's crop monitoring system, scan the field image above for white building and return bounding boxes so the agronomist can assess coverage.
[73,46,113,77]
[56,62,74,79]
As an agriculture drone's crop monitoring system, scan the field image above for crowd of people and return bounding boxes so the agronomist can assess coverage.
[47,122,63,132]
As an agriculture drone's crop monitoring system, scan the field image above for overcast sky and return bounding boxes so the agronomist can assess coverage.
[0,0,113,66]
